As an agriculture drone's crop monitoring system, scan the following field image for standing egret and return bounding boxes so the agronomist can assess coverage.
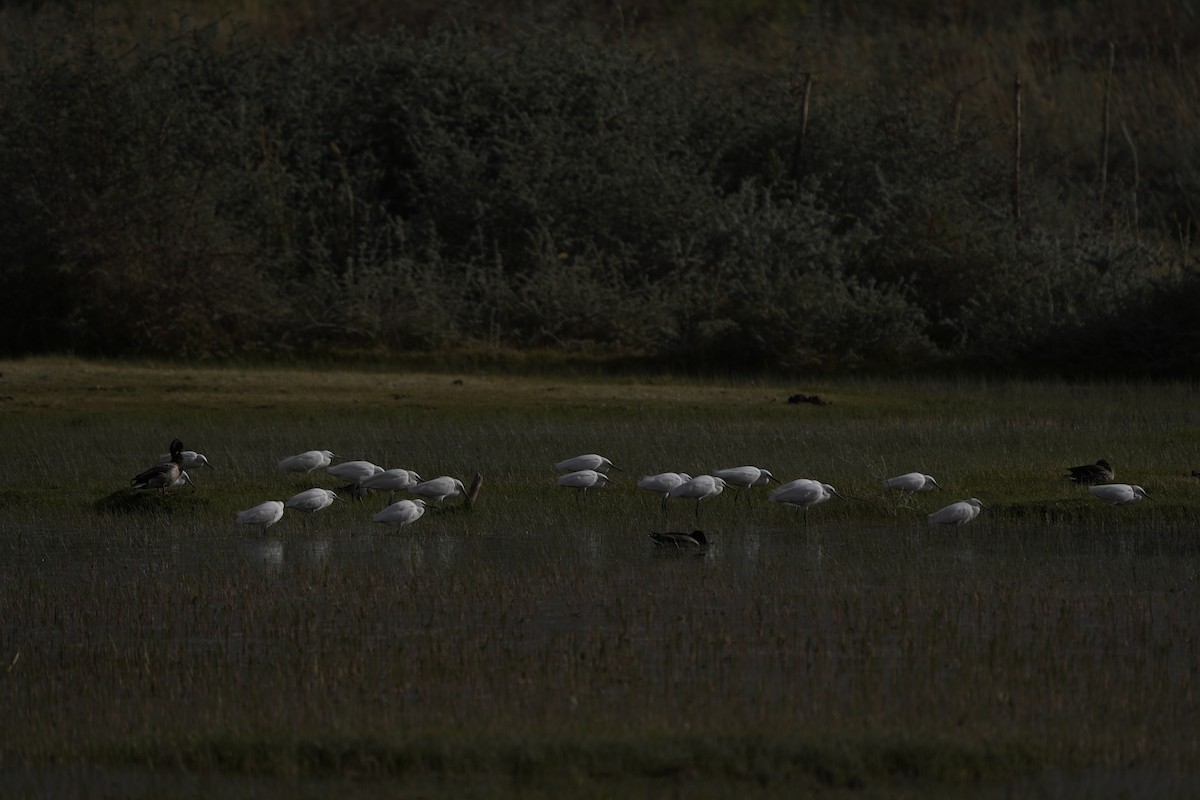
[132,439,185,494]
[326,460,383,484]
[169,471,196,490]
[637,472,692,511]
[649,529,708,549]
[236,500,285,530]
[555,454,621,474]
[668,475,727,517]
[409,476,468,506]
[1088,484,1152,506]
[882,472,942,492]
[713,466,779,505]
[159,450,214,471]
[284,488,342,517]
[361,468,423,503]
[557,469,614,500]
[769,479,844,520]
[373,499,427,527]
[278,450,338,477]
[1066,459,1114,485]
[927,498,985,525]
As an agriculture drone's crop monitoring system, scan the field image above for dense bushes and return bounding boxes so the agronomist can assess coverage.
[0,5,1196,374]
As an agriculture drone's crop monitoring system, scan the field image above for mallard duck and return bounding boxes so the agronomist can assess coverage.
[132,438,184,494]
[1065,459,1114,485]
[649,529,708,548]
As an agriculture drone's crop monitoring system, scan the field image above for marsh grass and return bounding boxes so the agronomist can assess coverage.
[1,358,1199,795]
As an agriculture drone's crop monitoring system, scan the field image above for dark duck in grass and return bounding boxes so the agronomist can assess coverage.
[649,529,708,549]
[1065,459,1114,485]
[132,438,185,494]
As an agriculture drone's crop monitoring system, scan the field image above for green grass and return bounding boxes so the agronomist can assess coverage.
[1,358,1199,796]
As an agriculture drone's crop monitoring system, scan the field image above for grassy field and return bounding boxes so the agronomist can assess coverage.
[1,357,1198,797]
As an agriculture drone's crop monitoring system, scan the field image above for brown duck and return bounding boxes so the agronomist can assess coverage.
[1064,459,1114,485]
[132,439,185,493]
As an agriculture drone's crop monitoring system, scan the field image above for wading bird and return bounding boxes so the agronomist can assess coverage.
[713,466,780,505]
[637,472,692,510]
[557,469,613,500]
[409,476,468,506]
[278,450,338,476]
[159,450,214,471]
[649,529,708,548]
[360,468,423,503]
[769,479,844,519]
[373,499,427,527]
[169,472,196,490]
[1088,483,1153,506]
[326,460,383,484]
[555,454,621,474]
[927,498,984,525]
[236,500,285,530]
[882,472,942,493]
[132,438,185,494]
[284,488,342,517]
[1065,459,1114,485]
[668,475,727,517]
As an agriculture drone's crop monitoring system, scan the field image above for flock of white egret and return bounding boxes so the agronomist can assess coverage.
[134,445,1153,543]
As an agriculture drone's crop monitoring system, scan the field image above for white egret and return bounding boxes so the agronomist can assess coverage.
[158,450,214,471]
[1088,484,1152,506]
[557,469,614,500]
[361,468,423,503]
[555,454,621,474]
[927,498,985,525]
[236,500,285,530]
[882,472,942,493]
[649,529,708,548]
[373,499,428,527]
[713,466,779,505]
[409,476,468,505]
[668,475,727,516]
[1066,459,1114,485]
[284,488,342,516]
[637,472,692,510]
[769,479,844,519]
[169,471,196,490]
[326,460,383,484]
[132,438,184,493]
[278,450,337,475]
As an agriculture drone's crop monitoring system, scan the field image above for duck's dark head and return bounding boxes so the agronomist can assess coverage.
[690,530,708,545]
[169,439,184,460]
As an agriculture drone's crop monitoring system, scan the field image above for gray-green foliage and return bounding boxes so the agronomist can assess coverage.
[0,10,1190,372]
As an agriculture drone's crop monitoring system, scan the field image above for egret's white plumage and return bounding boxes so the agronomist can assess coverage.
[373,499,428,527]
[326,460,383,484]
[159,450,214,471]
[927,498,984,525]
[236,500,285,529]
[668,475,727,516]
[714,466,779,504]
[555,454,621,474]
[409,476,468,505]
[278,450,337,474]
[132,438,184,493]
[557,469,613,499]
[882,472,942,492]
[1088,484,1153,506]
[769,479,843,512]
[170,471,196,490]
[637,472,692,510]
[361,468,423,502]
[284,488,341,515]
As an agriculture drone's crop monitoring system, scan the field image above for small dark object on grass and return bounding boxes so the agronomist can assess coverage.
[1191,471,1200,478]
[649,530,707,548]
[787,394,829,406]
